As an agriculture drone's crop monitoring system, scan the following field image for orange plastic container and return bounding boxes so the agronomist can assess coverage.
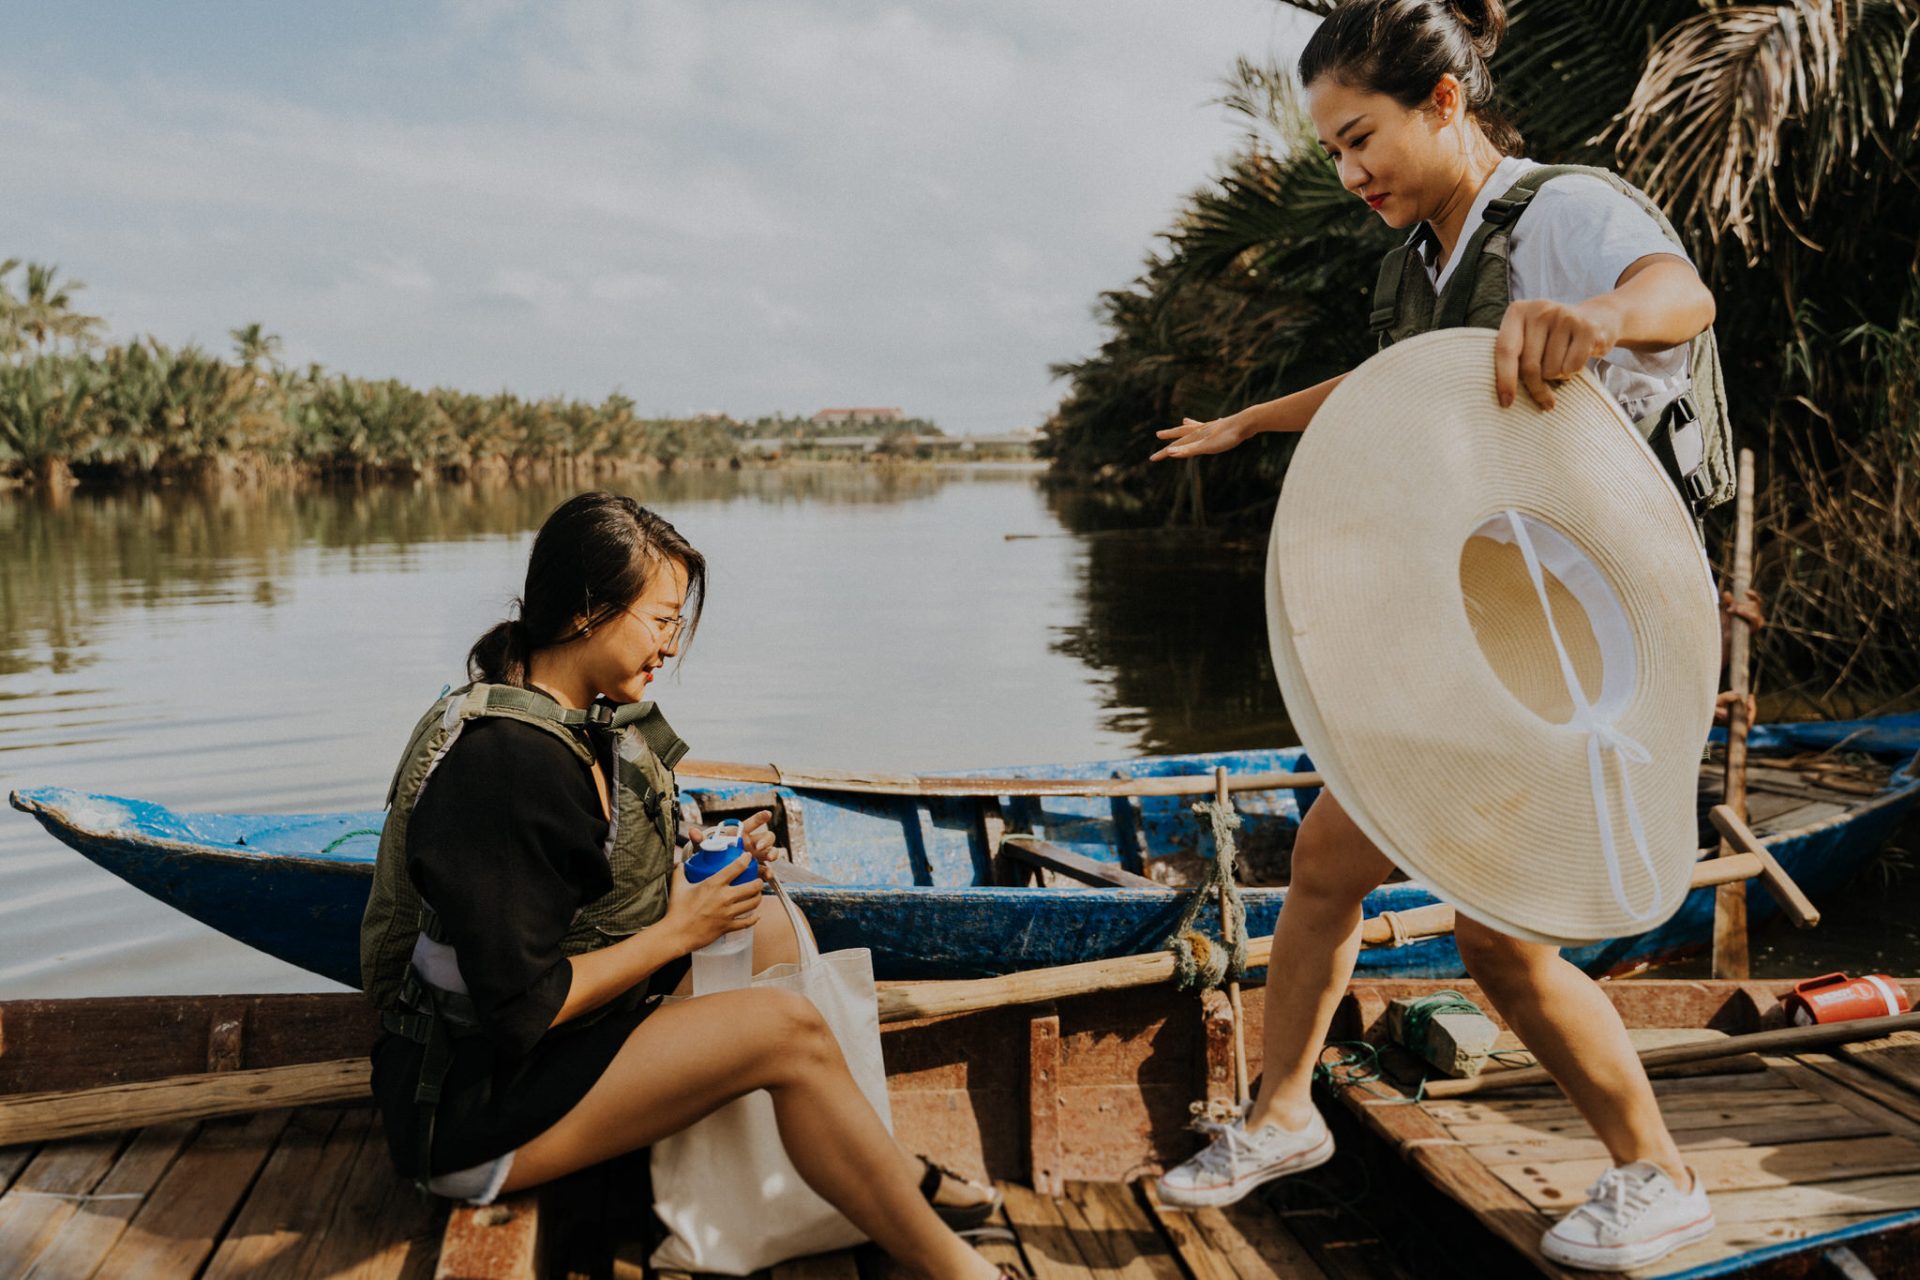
[1783,972,1913,1027]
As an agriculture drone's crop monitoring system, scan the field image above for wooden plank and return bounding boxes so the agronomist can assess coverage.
[1466,1111,1882,1166]
[1493,1136,1920,1210]
[1335,1079,1582,1279]
[1418,1072,1798,1125]
[679,761,1322,799]
[769,1248,862,1280]
[1419,1014,1920,1100]
[0,1134,124,1274]
[1840,1030,1920,1092]
[1000,1181,1096,1280]
[1029,1009,1064,1198]
[1792,1053,1920,1131]
[1442,1096,1853,1145]
[0,1058,371,1146]
[1138,1180,1244,1280]
[90,1110,292,1278]
[0,994,373,1096]
[0,1147,33,1196]
[435,1192,542,1280]
[1064,1181,1184,1280]
[1768,1058,1920,1145]
[1144,1179,1330,1280]
[999,837,1160,890]
[297,1113,445,1280]
[963,1202,1034,1280]
[1706,1173,1920,1224]
[21,1123,195,1280]
[1270,1203,1415,1280]
[204,1107,370,1279]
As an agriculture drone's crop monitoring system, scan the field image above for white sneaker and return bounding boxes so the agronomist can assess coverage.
[1155,1107,1335,1209]
[1541,1162,1715,1272]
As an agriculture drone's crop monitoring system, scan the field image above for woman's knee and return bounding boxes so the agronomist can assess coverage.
[1288,796,1392,909]
[742,988,835,1066]
[1454,919,1554,988]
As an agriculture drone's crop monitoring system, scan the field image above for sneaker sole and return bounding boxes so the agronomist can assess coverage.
[1541,1211,1716,1272]
[1154,1133,1336,1210]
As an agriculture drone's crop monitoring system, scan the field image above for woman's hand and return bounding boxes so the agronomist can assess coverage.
[663,857,762,952]
[686,810,784,883]
[1493,298,1620,412]
[1152,413,1255,460]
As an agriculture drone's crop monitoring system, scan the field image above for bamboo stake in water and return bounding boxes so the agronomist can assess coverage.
[1216,767,1250,1106]
[1713,447,1759,979]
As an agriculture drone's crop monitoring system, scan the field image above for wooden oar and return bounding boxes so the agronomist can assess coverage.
[679,760,1322,799]
[1416,1009,1920,1100]
[1714,446,1760,978]
[875,851,1775,1025]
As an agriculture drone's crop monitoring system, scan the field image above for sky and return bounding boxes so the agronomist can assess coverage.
[1,1,1316,435]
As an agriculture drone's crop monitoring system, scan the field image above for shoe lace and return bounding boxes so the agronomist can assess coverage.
[1186,1116,1256,1179]
[1574,1166,1660,1234]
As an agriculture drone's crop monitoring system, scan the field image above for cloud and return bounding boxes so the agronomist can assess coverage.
[2,2,1313,430]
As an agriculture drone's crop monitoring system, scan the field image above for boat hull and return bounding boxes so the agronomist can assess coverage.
[11,714,1919,985]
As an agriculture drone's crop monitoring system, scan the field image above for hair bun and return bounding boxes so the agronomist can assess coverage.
[1447,0,1506,58]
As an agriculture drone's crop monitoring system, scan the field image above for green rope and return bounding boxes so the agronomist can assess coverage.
[1163,797,1248,990]
[1396,989,1483,1061]
[321,827,382,854]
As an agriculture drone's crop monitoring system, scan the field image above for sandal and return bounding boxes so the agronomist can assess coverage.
[919,1155,1002,1231]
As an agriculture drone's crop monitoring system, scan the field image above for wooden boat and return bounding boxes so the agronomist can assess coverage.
[2,975,1917,1277]
[9,713,1920,986]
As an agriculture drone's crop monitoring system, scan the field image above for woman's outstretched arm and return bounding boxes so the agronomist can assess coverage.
[1151,372,1349,460]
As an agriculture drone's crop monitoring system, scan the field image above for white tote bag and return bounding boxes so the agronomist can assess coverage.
[650,877,893,1274]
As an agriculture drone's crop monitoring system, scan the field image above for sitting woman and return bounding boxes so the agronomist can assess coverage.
[360,491,1002,1277]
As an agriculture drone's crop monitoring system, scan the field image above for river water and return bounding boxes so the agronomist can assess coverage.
[1,466,1913,996]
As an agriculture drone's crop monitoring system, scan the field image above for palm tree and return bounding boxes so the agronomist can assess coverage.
[10,263,105,355]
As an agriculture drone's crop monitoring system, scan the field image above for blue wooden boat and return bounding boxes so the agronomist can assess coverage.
[9,713,1920,986]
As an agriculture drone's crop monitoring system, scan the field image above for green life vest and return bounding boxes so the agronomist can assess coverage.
[359,682,690,1013]
[1369,163,1736,516]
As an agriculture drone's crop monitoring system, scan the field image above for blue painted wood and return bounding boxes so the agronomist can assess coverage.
[9,721,1920,987]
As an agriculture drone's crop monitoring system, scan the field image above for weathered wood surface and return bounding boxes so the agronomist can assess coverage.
[998,835,1161,889]
[436,1193,542,1280]
[0,1058,371,1146]
[0,993,377,1095]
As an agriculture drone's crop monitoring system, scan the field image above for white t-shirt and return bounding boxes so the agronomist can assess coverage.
[1427,156,1693,424]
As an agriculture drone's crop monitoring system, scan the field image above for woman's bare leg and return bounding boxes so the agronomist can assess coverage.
[1454,919,1688,1184]
[1245,791,1396,1132]
[504,987,994,1280]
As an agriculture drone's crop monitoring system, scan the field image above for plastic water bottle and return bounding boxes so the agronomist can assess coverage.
[681,822,759,996]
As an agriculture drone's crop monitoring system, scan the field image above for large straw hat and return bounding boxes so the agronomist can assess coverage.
[1266,329,1720,946]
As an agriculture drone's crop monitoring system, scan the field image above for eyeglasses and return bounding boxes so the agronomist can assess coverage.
[621,604,687,647]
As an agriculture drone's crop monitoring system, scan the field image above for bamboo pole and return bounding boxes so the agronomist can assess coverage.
[1709,804,1821,928]
[1417,1010,1920,1100]
[0,1059,369,1147]
[875,852,1770,1025]
[1216,767,1250,1106]
[677,761,1322,799]
[1713,447,1758,979]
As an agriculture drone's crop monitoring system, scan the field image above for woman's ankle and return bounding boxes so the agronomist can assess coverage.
[1247,1092,1318,1133]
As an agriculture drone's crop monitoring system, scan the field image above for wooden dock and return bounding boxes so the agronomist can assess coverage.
[4,984,1919,1277]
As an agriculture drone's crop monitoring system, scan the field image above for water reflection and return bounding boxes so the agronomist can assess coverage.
[1045,489,1291,755]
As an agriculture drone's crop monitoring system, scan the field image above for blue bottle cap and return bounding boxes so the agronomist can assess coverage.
[683,823,757,886]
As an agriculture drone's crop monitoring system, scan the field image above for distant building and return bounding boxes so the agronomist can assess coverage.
[812,407,904,426]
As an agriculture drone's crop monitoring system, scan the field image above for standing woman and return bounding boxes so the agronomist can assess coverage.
[360,492,1004,1279]
[1150,2,1728,1271]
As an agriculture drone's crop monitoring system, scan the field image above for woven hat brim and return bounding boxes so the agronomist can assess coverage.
[1266,330,1720,946]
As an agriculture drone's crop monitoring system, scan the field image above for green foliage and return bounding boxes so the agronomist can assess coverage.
[1041,0,1920,700]
[0,267,759,483]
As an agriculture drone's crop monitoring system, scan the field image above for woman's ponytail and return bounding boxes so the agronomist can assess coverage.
[467,616,529,687]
